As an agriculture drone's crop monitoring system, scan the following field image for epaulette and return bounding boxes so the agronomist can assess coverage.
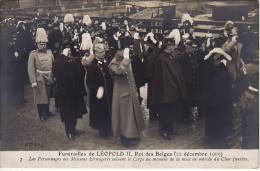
[30,50,37,55]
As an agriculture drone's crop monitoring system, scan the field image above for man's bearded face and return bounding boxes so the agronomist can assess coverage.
[37,43,47,50]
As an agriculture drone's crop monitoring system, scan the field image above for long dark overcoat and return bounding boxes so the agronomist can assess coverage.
[143,44,162,109]
[85,58,113,131]
[151,47,187,108]
[53,55,87,122]
[204,57,234,138]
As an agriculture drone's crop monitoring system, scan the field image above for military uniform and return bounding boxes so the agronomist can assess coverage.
[28,49,54,120]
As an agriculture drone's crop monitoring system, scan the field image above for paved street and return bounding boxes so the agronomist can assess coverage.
[1,84,241,150]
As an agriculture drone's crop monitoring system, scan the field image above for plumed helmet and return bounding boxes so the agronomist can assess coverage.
[80,32,93,51]
[165,29,181,46]
[181,13,193,26]
[64,14,74,23]
[35,27,48,43]
[83,15,92,26]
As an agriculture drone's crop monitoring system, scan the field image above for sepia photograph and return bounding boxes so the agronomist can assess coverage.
[0,0,259,168]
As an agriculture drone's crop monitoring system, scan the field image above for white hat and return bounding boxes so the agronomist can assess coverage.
[64,14,74,23]
[35,28,48,43]
[83,15,92,26]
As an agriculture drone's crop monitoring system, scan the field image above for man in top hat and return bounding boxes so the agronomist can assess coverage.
[28,27,54,121]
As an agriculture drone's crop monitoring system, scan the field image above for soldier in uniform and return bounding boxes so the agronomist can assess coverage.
[28,28,54,121]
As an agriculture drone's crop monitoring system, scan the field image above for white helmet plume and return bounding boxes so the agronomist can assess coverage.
[181,13,193,25]
[35,28,48,43]
[166,29,181,46]
[80,33,93,51]
[83,15,92,26]
[64,14,74,23]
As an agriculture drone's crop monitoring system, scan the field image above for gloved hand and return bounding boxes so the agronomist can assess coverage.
[204,54,210,60]
[241,65,247,75]
[123,48,130,59]
[220,59,227,66]
[14,51,19,58]
[96,86,104,99]
[32,82,37,88]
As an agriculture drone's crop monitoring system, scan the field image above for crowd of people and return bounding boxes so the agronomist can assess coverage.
[0,12,258,148]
